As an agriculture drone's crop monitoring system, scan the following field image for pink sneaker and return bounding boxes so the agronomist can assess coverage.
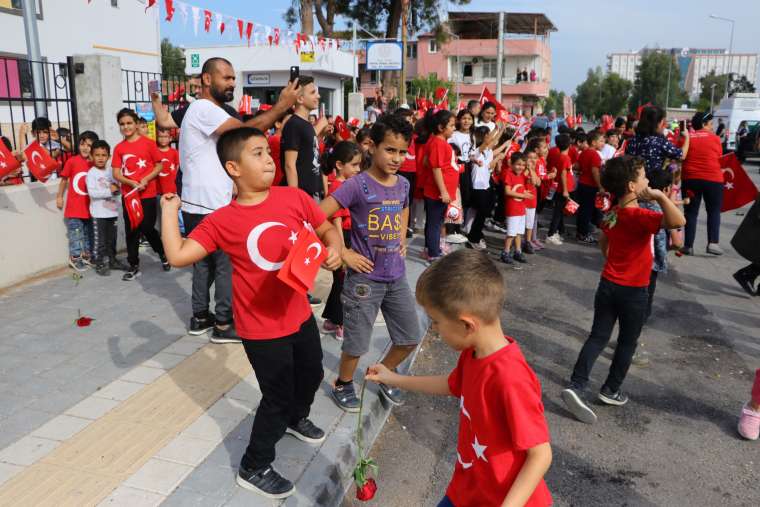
[531,239,545,250]
[335,326,344,341]
[738,403,760,440]
[322,319,339,334]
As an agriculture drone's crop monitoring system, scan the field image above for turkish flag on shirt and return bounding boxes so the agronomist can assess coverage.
[720,153,759,212]
[0,141,22,179]
[124,189,144,229]
[277,227,327,294]
[334,116,351,140]
[24,141,60,183]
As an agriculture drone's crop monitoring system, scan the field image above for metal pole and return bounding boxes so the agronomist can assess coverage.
[726,20,734,97]
[400,1,408,106]
[665,51,672,111]
[21,0,46,118]
[66,56,80,147]
[495,11,504,103]
[352,23,357,93]
[710,84,716,113]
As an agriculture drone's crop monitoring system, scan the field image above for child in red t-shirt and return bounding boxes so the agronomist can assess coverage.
[321,141,362,340]
[501,152,533,265]
[367,249,553,507]
[523,147,542,253]
[56,131,98,271]
[161,126,342,499]
[576,130,605,243]
[156,127,179,195]
[112,108,169,280]
[562,156,685,424]
[546,134,573,245]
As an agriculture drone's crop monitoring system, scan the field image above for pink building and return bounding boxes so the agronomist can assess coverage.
[359,12,556,115]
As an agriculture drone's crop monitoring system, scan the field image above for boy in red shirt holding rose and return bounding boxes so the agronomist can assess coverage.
[367,249,553,507]
[561,156,685,423]
[161,127,342,499]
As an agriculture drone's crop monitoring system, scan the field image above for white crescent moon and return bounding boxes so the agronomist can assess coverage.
[305,242,322,262]
[159,158,170,177]
[30,150,45,169]
[513,183,525,201]
[122,153,136,176]
[721,167,735,180]
[131,199,142,218]
[72,172,88,196]
[457,452,473,470]
[247,221,287,271]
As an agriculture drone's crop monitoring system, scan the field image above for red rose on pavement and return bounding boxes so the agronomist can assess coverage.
[355,477,377,501]
[74,310,94,327]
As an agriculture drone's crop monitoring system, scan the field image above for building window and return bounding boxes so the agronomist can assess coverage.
[406,43,417,59]
[483,59,497,80]
[428,39,438,54]
[463,63,473,79]
[111,0,118,7]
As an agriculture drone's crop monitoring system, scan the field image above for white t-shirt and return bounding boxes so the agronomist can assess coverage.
[86,167,119,218]
[475,120,496,132]
[449,131,473,162]
[599,144,616,162]
[471,148,493,190]
[179,99,233,214]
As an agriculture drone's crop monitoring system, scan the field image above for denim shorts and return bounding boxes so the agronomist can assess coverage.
[340,271,421,357]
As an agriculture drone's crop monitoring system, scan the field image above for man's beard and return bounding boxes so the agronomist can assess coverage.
[211,87,234,103]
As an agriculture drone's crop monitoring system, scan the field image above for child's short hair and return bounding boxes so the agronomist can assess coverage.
[79,131,99,144]
[601,155,644,198]
[510,151,526,165]
[157,126,172,134]
[605,129,619,140]
[473,126,490,148]
[296,75,315,89]
[216,127,267,168]
[574,132,587,145]
[323,140,361,173]
[394,107,414,119]
[416,249,505,323]
[116,108,139,123]
[31,117,51,132]
[356,127,371,144]
[369,113,413,146]
[91,139,111,154]
[555,133,571,151]
[525,137,544,154]
[587,131,603,145]
[648,168,673,191]
[137,117,148,125]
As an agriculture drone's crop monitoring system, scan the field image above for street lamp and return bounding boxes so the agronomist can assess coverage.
[709,14,735,98]
[710,82,717,113]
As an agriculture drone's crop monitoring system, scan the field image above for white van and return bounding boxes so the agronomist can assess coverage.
[712,93,760,151]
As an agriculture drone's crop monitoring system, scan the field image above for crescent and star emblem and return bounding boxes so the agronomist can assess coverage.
[72,172,88,197]
[303,242,322,266]
[122,153,136,176]
[513,183,525,201]
[457,396,488,471]
[130,199,142,218]
[159,158,171,177]
[30,150,45,169]
[0,150,8,168]
[246,221,292,271]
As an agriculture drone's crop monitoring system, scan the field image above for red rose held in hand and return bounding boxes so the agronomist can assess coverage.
[355,477,377,501]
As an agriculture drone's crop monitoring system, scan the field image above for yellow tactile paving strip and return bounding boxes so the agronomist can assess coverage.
[0,343,250,506]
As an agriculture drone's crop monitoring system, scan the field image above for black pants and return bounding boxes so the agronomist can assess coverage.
[683,178,723,248]
[570,277,648,392]
[646,270,658,322]
[548,193,567,236]
[123,197,164,267]
[182,211,233,323]
[467,188,494,243]
[92,217,117,264]
[399,171,416,212]
[241,316,323,470]
[424,198,447,257]
[576,183,600,237]
[737,262,760,282]
[322,231,351,326]
[493,182,506,223]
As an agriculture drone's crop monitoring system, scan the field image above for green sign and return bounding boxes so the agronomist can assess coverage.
[190,54,200,68]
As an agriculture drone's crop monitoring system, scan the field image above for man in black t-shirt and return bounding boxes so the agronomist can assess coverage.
[282,75,322,198]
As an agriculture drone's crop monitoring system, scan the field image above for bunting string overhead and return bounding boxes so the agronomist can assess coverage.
[131,0,347,53]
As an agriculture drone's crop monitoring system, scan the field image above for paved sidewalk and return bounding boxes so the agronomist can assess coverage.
[0,243,428,506]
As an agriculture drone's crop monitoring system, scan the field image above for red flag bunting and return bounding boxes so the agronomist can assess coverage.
[0,141,21,179]
[203,9,212,32]
[24,141,60,183]
[145,0,156,12]
[237,19,244,39]
[720,152,759,212]
[246,22,254,44]
[164,0,174,21]
[276,227,327,295]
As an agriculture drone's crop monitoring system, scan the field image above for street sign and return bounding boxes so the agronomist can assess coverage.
[366,41,403,71]
[190,53,200,68]
[245,73,270,86]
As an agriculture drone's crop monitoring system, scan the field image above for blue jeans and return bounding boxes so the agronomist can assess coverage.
[437,496,455,507]
[683,178,723,248]
[65,218,92,258]
[424,198,447,257]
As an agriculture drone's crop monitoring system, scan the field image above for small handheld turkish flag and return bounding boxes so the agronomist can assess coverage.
[0,141,21,179]
[720,153,758,212]
[24,141,60,183]
[124,188,144,229]
[434,87,447,103]
[334,116,351,140]
[277,226,327,294]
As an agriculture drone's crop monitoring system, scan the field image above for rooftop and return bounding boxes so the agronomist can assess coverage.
[446,12,557,39]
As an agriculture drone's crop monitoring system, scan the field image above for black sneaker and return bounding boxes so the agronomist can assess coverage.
[523,241,535,254]
[236,465,294,499]
[499,251,514,264]
[286,418,326,444]
[513,251,528,263]
[95,263,110,277]
[379,382,404,406]
[733,269,757,296]
[679,246,694,256]
[109,258,130,271]
[160,254,171,272]
[210,324,242,344]
[406,228,414,239]
[189,313,215,336]
[122,266,140,281]
[598,385,629,406]
[331,382,360,412]
[561,385,597,424]
[307,294,322,306]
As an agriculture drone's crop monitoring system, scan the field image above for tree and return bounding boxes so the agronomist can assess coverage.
[543,89,565,115]
[409,73,456,108]
[628,51,688,112]
[285,0,350,36]
[699,70,727,104]
[599,72,632,117]
[730,75,756,95]
[160,38,186,78]
[574,67,604,119]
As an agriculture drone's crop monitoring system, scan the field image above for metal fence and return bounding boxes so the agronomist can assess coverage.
[122,68,190,116]
[0,56,79,154]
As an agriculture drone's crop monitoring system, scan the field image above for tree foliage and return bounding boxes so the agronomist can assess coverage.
[161,38,186,78]
[543,89,566,115]
[409,73,456,107]
[574,68,634,119]
[628,51,688,112]
[285,0,351,36]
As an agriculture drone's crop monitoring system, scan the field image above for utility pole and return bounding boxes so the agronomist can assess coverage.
[352,23,357,93]
[495,11,504,103]
[665,50,673,111]
[709,15,735,98]
[21,0,46,118]
[400,0,409,106]
[710,83,717,113]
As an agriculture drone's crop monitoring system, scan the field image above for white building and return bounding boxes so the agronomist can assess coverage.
[607,52,641,82]
[183,45,355,116]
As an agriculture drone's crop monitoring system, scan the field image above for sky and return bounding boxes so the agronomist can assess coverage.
[160,0,760,94]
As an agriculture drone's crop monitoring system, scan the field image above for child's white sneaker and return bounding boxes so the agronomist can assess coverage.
[546,233,563,246]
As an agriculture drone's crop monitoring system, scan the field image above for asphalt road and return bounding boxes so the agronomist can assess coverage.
[343,160,760,507]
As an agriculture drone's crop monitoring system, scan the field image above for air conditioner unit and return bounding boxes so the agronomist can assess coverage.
[472,57,480,64]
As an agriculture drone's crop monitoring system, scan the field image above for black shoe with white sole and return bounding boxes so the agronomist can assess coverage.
[598,385,629,406]
[188,313,215,336]
[331,382,360,412]
[379,382,404,406]
[561,385,597,424]
[236,465,294,499]
[286,418,326,444]
[121,266,140,281]
[210,323,242,344]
